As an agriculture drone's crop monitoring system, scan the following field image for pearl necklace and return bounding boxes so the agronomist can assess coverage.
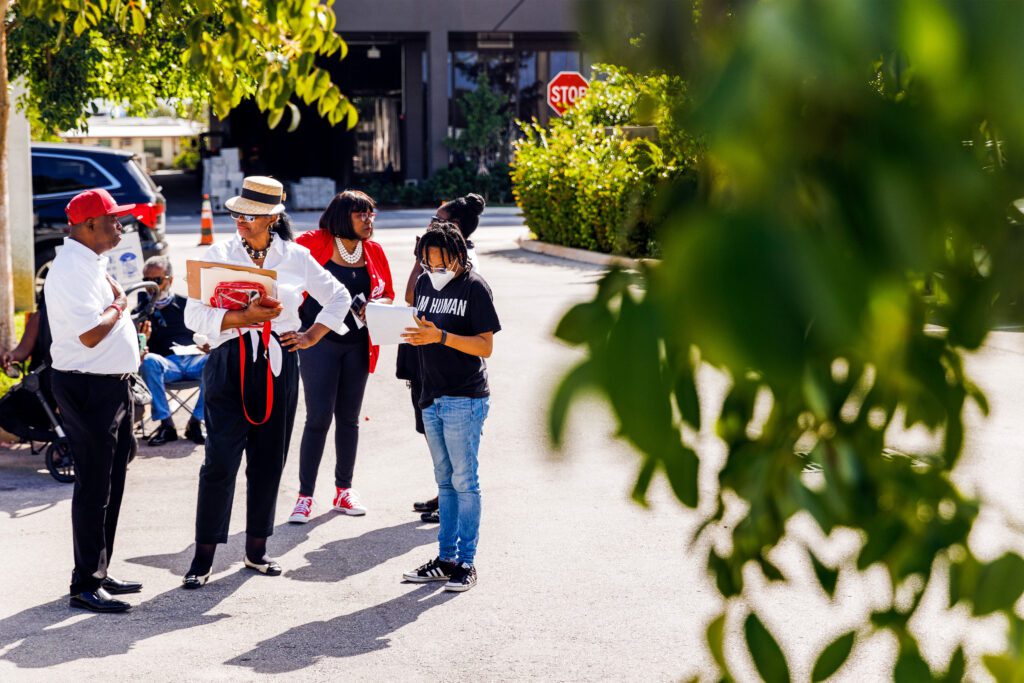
[242,233,272,261]
[336,237,363,264]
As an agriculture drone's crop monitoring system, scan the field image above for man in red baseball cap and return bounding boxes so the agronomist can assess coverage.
[43,187,143,613]
[65,188,135,251]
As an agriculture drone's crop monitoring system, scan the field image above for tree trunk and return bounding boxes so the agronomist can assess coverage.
[0,0,13,349]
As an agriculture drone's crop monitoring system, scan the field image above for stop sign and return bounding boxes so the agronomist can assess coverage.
[547,71,590,116]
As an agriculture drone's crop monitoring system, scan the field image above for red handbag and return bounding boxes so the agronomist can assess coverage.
[210,282,274,426]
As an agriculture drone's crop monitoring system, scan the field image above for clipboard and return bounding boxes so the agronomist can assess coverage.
[185,260,278,301]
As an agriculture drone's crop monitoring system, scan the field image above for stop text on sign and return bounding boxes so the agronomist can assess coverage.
[547,71,590,116]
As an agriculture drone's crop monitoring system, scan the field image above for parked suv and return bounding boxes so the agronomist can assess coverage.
[32,142,167,289]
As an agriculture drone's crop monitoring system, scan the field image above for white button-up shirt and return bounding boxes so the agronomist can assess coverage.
[44,237,141,374]
[185,235,353,349]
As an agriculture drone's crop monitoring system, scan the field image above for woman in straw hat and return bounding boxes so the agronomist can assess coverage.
[182,176,353,588]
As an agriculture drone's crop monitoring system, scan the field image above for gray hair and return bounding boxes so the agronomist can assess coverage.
[144,255,172,277]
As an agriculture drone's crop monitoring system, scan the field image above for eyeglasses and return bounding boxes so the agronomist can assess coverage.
[144,276,166,285]
[230,211,262,222]
[419,261,453,274]
[352,211,377,223]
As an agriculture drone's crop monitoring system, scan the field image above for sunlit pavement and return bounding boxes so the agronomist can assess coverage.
[2,223,1019,680]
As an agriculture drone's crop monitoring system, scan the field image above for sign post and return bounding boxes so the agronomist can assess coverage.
[547,71,590,116]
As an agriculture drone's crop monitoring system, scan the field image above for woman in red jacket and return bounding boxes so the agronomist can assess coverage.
[288,190,394,523]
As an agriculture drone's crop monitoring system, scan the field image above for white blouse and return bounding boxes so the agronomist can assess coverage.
[185,235,353,350]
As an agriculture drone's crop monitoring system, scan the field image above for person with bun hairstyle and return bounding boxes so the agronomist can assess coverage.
[400,219,500,592]
[286,190,394,523]
[181,176,352,589]
[400,194,485,522]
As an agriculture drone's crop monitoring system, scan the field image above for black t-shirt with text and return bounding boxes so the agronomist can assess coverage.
[413,269,501,409]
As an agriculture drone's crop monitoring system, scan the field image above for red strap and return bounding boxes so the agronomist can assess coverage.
[237,322,274,425]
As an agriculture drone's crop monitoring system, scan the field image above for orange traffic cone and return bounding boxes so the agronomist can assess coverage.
[198,194,214,246]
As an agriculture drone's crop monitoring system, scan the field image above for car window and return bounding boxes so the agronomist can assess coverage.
[125,156,159,193]
[32,155,113,195]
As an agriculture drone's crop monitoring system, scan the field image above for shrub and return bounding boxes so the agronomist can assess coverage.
[511,64,699,258]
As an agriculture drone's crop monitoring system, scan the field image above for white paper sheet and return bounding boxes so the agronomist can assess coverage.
[364,303,420,346]
[170,343,203,356]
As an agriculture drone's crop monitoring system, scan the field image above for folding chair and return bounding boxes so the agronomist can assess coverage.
[138,379,202,440]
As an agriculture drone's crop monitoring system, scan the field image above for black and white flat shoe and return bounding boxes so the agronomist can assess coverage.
[182,570,212,589]
[243,556,282,576]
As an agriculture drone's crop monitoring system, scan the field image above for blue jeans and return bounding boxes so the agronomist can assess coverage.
[140,353,208,422]
[421,395,490,566]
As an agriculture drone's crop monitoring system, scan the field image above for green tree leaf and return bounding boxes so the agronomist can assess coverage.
[706,612,730,680]
[809,550,839,599]
[941,646,965,683]
[973,554,1024,616]
[811,631,855,682]
[744,613,790,683]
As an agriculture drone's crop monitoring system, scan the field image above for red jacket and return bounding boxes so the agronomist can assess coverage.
[296,229,395,373]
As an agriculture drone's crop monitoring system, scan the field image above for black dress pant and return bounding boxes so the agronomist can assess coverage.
[297,337,369,495]
[51,371,135,595]
[195,333,299,544]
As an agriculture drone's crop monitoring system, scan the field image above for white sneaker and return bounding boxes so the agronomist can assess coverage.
[288,495,313,523]
[332,487,367,516]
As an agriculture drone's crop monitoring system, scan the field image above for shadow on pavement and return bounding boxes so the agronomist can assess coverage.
[124,512,335,575]
[285,520,436,584]
[0,446,72,519]
[224,583,457,674]
[0,519,437,670]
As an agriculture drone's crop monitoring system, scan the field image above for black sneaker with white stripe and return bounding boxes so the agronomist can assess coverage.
[444,563,477,592]
[403,557,457,583]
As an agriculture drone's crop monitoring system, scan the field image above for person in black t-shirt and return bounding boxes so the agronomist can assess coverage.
[401,193,486,522]
[400,221,500,593]
[137,256,208,446]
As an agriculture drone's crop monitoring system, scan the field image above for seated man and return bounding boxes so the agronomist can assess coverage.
[137,255,207,446]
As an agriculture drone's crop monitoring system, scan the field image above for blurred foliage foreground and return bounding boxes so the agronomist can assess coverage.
[553,0,1024,680]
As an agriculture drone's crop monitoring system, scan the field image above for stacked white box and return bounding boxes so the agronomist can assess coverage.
[287,177,337,210]
[202,148,243,212]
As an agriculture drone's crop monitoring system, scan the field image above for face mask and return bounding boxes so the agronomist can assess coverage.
[154,285,174,307]
[427,268,457,290]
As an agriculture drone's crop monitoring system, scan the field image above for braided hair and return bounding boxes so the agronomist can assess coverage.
[416,220,469,271]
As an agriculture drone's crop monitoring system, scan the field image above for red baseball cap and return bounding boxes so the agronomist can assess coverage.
[65,189,135,225]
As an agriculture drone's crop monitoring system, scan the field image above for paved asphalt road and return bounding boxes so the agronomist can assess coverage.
[2,223,1022,681]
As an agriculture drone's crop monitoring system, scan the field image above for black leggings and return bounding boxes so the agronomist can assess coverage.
[297,338,370,495]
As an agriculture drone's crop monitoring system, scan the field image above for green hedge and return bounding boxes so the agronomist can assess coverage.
[511,65,699,258]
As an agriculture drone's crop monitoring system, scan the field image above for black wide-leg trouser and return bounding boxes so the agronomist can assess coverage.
[195,333,299,544]
[51,371,135,595]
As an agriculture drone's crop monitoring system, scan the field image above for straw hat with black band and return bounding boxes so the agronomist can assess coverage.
[225,176,287,216]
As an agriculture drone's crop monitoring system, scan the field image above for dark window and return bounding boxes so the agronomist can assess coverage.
[31,155,110,195]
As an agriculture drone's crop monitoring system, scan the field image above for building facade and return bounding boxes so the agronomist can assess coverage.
[61,117,206,172]
[216,0,582,184]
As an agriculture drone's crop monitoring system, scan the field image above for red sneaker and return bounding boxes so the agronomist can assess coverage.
[332,487,367,516]
[288,495,313,524]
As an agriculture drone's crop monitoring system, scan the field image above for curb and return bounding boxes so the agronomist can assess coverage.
[516,237,650,269]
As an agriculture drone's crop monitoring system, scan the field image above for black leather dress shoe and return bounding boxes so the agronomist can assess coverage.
[148,424,178,446]
[70,588,131,613]
[184,418,206,445]
[101,576,143,594]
